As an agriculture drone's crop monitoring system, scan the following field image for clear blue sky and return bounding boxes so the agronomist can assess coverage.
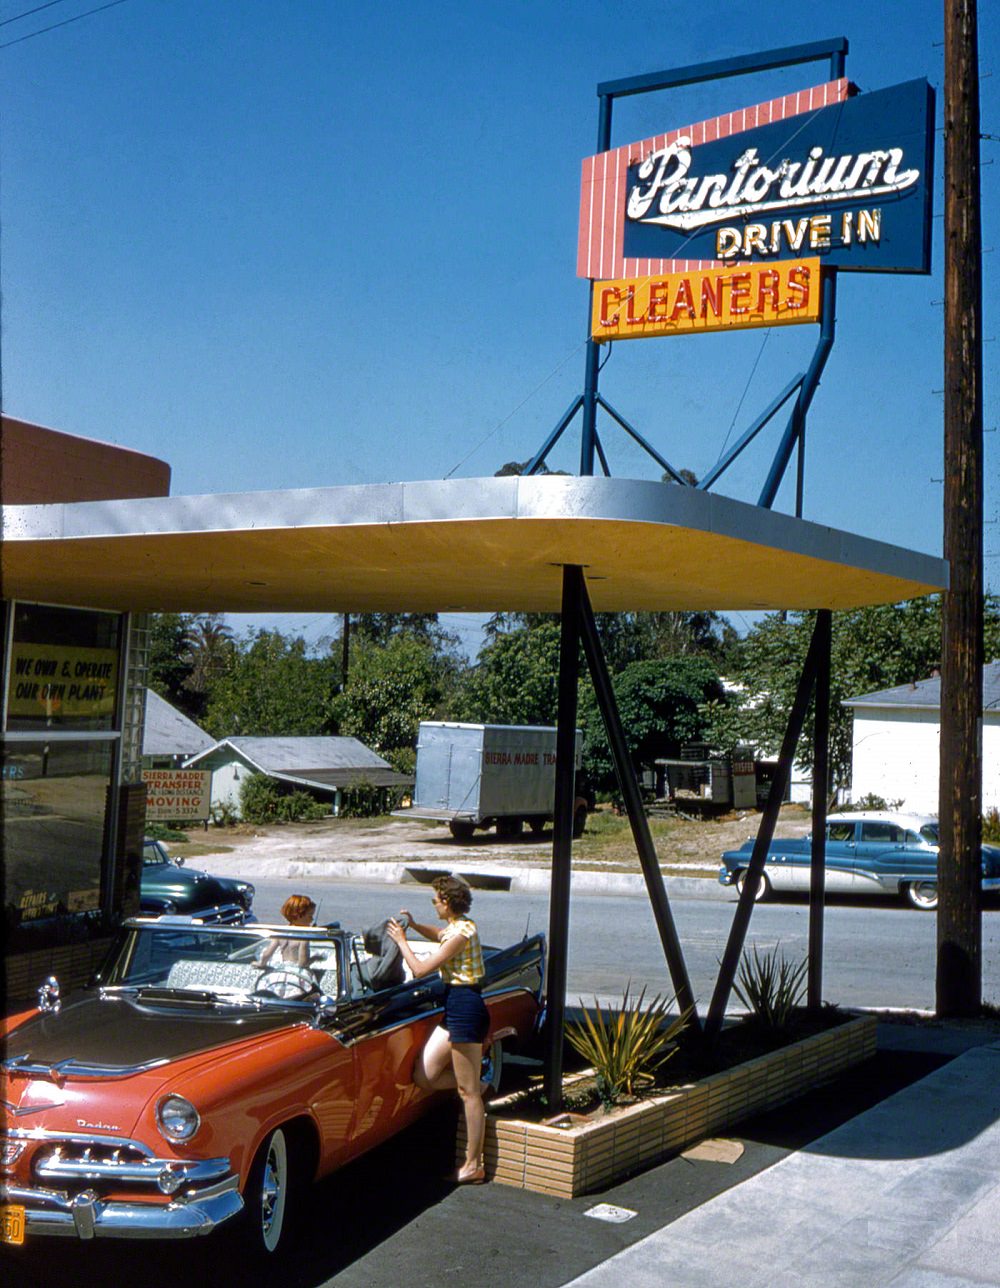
[3,1,997,656]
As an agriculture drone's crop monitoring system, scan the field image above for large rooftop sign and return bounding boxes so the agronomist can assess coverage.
[577,77,934,280]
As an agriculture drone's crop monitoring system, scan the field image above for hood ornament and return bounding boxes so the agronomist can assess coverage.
[38,976,61,1014]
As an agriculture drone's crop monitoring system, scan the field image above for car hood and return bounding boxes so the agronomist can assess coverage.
[4,992,302,1074]
[141,865,243,903]
[2,995,311,1140]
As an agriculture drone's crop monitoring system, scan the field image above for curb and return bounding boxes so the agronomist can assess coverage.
[204,853,729,899]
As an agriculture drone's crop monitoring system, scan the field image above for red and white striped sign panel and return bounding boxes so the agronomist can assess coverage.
[577,79,851,280]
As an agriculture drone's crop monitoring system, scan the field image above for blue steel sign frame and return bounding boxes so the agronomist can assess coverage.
[527,37,935,517]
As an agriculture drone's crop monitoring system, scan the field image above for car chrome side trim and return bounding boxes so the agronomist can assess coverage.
[2,1053,171,1079]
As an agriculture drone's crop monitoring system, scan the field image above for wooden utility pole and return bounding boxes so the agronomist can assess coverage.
[938,0,984,1015]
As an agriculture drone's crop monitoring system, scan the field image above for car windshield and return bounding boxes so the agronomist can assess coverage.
[142,841,169,866]
[920,823,940,844]
[99,921,342,1002]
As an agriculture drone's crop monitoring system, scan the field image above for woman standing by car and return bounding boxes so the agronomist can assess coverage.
[387,875,489,1184]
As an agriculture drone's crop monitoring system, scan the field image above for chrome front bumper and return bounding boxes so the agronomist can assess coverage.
[1,1175,243,1240]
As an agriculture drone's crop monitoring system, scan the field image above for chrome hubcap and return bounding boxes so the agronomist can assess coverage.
[261,1149,280,1233]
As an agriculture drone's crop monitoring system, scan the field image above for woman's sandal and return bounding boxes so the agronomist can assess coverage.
[452,1163,486,1185]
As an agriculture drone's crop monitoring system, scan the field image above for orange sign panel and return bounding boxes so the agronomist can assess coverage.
[591,258,821,341]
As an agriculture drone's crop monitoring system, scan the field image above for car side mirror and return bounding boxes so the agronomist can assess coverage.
[174,856,185,867]
[38,976,61,1013]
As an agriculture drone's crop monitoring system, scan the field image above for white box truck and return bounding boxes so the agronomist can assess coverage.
[396,722,588,840]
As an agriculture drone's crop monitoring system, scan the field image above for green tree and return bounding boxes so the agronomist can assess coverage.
[579,656,725,791]
[147,613,198,714]
[351,613,455,648]
[482,610,739,671]
[203,630,337,738]
[330,633,460,772]
[456,619,563,726]
[182,613,235,718]
[706,595,1000,793]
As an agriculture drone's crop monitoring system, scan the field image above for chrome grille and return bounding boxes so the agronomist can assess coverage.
[2,1131,230,1197]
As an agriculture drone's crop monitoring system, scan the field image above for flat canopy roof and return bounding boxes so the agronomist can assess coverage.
[1,476,947,614]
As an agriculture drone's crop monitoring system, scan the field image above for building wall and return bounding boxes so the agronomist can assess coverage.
[2,419,167,1013]
[1,416,170,503]
[187,752,245,815]
[850,709,1000,813]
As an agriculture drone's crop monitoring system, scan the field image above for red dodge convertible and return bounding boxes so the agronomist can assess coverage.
[0,916,544,1256]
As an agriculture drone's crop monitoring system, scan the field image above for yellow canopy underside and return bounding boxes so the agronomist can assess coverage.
[1,477,946,614]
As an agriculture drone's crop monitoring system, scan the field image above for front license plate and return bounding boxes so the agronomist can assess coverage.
[1,1204,26,1245]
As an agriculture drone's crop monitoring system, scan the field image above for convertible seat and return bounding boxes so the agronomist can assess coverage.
[362,919,405,990]
[165,959,262,992]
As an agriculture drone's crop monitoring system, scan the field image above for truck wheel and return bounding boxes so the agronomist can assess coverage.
[572,804,587,839]
[449,820,475,841]
[496,817,522,840]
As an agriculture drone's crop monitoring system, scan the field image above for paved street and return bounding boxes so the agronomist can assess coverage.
[246,875,1000,1012]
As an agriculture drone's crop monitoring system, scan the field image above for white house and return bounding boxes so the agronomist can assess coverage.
[843,661,1000,814]
[184,736,412,818]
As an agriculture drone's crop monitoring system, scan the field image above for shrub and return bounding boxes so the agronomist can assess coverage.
[565,984,690,1107]
[239,773,282,822]
[145,823,189,842]
[210,800,238,827]
[840,792,904,812]
[338,779,404,819]
[275,790,328,823]
[984,808,1000,844]
[239,774,327,824]
[732,944,807,1032]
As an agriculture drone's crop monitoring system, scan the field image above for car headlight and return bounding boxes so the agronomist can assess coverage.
[156,1094,200,1142]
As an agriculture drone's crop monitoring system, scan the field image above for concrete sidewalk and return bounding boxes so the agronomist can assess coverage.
[566,1030,1000,1287]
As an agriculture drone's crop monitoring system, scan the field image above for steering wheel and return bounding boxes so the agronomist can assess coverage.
[254,965,318,999]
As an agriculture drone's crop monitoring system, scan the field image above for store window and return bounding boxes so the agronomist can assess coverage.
[6,602,121,732]
[3,603,125,942]
[2,741,111,923]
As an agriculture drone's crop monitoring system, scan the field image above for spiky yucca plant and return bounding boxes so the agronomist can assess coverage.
[565,984,690,1107]
[732,944,807,1031]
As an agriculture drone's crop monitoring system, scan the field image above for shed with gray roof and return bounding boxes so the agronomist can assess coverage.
[184,736,413,818]
[142,688,216,765]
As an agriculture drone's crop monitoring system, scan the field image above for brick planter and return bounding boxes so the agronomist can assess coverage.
[459,1014,876,1197]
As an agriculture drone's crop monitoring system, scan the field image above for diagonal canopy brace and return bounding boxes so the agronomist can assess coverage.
[543,564,702,1110]
[705,610,829,1039]
[576,568,701,1028]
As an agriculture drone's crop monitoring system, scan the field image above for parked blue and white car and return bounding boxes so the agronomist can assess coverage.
[719,811,1000,911]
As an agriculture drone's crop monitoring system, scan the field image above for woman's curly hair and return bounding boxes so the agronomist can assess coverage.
[432,874,473,915]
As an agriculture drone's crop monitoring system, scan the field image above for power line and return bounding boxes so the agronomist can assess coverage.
[0,0,129,49]
[0,1,70,27]
[443,339,585,479]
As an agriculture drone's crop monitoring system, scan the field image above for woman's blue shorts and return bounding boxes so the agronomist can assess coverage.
[444,984,489,1044]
